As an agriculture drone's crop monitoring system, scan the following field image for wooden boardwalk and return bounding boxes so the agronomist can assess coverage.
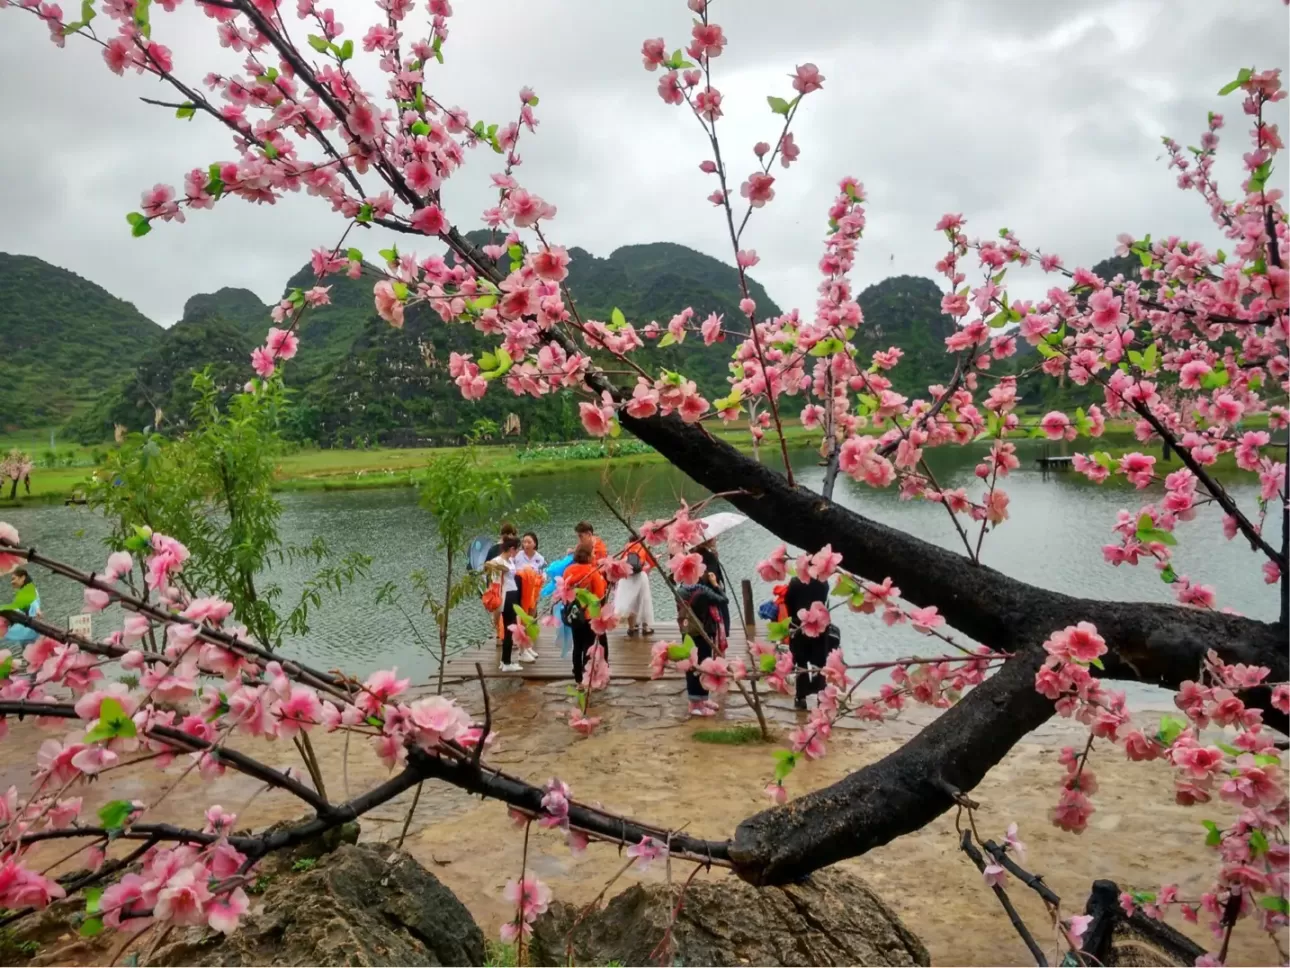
[441,621,752,681]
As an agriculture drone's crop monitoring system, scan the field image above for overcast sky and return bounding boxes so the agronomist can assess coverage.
[1,0,1287,327]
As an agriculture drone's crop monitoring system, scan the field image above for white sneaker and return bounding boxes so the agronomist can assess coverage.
[499,662,523,673]
[518,649,538,662]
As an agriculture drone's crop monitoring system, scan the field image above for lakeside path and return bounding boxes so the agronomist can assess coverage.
[2,675,1281,966]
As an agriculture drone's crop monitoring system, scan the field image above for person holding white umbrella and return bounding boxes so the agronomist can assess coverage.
[691,512,746,635]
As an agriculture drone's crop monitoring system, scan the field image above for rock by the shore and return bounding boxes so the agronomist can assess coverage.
[149,843,485,967]
[528,866,929,967]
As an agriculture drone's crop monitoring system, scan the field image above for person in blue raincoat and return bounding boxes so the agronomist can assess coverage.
[542,553,575,656]
[1,568,41,646]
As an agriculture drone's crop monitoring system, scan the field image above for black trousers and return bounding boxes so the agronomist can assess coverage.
[571,620,598,684]
[790,631,834,702]
[684,635,715,701]
[500,590,520,664]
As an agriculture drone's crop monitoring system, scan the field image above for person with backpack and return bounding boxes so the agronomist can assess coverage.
[612,538,655,637]
[486,536,527,672]
[561,547,607,685]
[784,573,840,709]
[677,580,728,717]
[694,538,732,635]
[1,568,41,647]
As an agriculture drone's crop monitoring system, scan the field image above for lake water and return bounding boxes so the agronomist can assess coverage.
[3,440,1276,704]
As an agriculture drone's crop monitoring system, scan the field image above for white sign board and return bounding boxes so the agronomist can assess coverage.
[68,613,92,639]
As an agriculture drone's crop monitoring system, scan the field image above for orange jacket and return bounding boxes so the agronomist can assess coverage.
[563,563,607,599]
[773,583,789,623]
[517,567,542,615]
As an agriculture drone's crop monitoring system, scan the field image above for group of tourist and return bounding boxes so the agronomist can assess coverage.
[482,520,661,676]
[480,520,840,718]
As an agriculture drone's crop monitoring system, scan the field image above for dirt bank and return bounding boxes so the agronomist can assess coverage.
[2,679,1280,966]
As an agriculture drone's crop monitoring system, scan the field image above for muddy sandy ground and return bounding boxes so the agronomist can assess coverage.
[2,677,1282,966]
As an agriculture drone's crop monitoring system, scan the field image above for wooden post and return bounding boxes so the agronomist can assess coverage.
[741,579,756,635]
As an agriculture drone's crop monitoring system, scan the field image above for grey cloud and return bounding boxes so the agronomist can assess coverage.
[0,0,1285,328]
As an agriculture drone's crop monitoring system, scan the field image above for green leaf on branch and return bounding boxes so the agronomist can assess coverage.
[610,307,627,330]
[667,642,694,662]
[97,799,134,831]
[391,281,409,301]
[767,95,791,116]
[772,749,799,783]
[262,141,278,160]
[80,917,104,938]
[1034,340,1059,359]
[62,0,96,34]
[1159,563,1178,584]
[174,102,196,120]
[1093,451,1115,470]
[410,120,430,136]
[658,332,678,348]
[986,309,1010,329]
[1044,321,1066,346]
[431,35,443,64]
[85,887,104,916]
[378,247,398,264]
[132,0,150,37]
[1135,514,1177,547]
[125,212,151,238]
[1249,830,1270,856]
[809,337,844,357]
[767,618,790,643]
[338,39,354,61]
[1260,896,1290,914]
[466,294,497,312]
[85,698,137,744]
[1155,715,1186,747]
[1249,159,1273,193]
[346,247,363,263]
[1217,67,1252,96]
[1136,526,1177,547]
[1201,819,1222,846]
[1200,367,1229,390]
[0,655,11,681]
[480,347,513,381]
[833,574,858,598]
[307,34,330,53]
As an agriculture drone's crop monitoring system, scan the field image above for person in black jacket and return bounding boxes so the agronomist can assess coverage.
[784,575,839,709]
[678,580,727,717]
[694,539,731,634]
[485,521,517,562]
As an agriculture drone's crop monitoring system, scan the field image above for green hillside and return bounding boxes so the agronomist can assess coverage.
[65,316,257,440]
[180,287,270,336]
[19,237,1135,447]
[0,252,162,430]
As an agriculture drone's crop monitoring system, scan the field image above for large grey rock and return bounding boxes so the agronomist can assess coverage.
[529,867,929,967]
[150,843,485,967]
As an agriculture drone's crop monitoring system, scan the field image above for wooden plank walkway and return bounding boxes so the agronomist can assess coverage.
[441,621,752,681]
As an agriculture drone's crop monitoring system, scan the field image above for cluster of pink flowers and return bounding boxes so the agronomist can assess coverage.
[1036,629,1288,944]
[0,521,499,938]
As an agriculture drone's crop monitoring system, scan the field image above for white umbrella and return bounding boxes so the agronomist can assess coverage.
[692,512,748,545]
